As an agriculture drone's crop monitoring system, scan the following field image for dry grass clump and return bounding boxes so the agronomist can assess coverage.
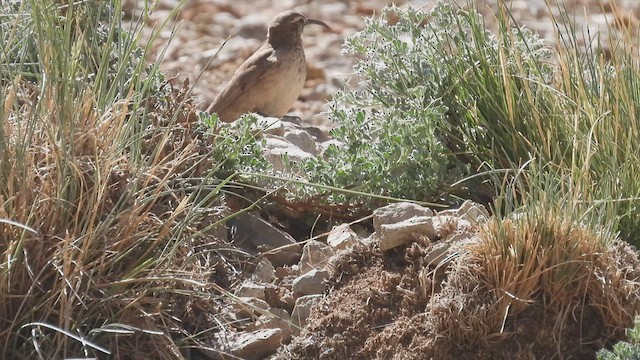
[1,77,231,359]
[429,203,640,358]
[0,1,254,358]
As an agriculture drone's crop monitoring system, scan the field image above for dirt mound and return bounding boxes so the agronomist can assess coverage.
[276,219,640,360]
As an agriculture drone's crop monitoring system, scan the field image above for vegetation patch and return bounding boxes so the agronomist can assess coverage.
[278,206,640,359]
[2,0,640,359]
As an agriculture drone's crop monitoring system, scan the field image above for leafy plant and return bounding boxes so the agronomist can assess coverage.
[299,3,559,208]
[598,318,640,360]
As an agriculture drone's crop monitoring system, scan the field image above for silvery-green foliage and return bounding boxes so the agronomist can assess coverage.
[302,2,553,205]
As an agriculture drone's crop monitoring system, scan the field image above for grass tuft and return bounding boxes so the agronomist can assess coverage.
[0,1,268,358]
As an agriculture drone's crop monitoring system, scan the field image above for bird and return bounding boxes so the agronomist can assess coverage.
[206,10,330,122]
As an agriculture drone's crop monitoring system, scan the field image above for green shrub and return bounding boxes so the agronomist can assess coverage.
[598,318,640,360]
[299,3,559,207]
[295,2,640,245]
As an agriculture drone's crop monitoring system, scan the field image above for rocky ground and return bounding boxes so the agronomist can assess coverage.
[125,0,640,129]
[122,1,640,359]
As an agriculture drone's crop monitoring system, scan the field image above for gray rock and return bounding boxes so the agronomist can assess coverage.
[252,258,276,284]
[378,215,472,251]
[283,129,318,155]
[291,294,323,335]
[318,138,344,155]
[378,216,437,251]
[235,281,266,300]
[373,202,435,235]
[425,234,479,268]
[263,135,315,173]
[228,212,301,267]
[292,268,329,297]
[299,240,334,273]
[437,200,490,225]
[256,307,292,343]
[214,328,283,360]
[326,224,360,250]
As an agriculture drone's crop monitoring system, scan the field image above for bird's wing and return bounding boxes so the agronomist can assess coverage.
[208,44,277,114]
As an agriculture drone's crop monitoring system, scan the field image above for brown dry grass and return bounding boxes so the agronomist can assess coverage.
[0,2,247,357]
[0,74,232,359]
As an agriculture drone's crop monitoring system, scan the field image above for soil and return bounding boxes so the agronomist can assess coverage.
[275,237,639,360]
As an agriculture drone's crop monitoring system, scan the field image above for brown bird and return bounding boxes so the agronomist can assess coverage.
[207,10,330,122]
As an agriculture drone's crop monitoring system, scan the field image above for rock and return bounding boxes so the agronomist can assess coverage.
[228,212,301,267]
[291,294,323,335]
[373,202,435,235]
[284,129,318,155]
[214,328,283,360]
[275,266,295,280]
[378,216,437,251]
[233,297,270,318]
[256,307,293,343]
[299,240,334,273]
[425,234,479,268]
[292,268,330,297]
[235,281,266,300]
[423,241,453,267]
[378,215,472,251]
[318,138,344,155]
[263,135,315,173]
[326,224,360,250]
[300,124,330,143]
[252,258,276,284]
[437,200,490,225]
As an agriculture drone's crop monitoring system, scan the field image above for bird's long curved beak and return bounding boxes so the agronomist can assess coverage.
[305,18,331,30]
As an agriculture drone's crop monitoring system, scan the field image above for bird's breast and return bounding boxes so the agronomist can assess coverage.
[257,46,307,116]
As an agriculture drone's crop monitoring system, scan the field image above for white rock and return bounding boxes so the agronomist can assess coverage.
[292,268,330,297]
[326,224,360,250]
[299,240,335,273]
[291,294,323,335]
[373,202,435,235]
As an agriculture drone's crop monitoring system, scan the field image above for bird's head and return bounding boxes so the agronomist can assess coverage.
[267,10,330,47]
